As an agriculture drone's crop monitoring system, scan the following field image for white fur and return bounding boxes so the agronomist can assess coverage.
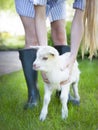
[33,46,80,121]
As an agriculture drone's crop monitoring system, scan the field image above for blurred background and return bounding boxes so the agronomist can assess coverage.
[0,0,74,50]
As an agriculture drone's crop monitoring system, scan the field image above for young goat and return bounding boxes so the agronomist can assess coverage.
[33,46,80,121]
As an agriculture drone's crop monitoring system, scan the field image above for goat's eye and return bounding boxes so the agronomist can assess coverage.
[42,57,48,60]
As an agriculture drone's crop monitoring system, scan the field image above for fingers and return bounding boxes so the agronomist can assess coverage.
[60,65,73,86]
[60,78,70,86]
[41,72,50,84]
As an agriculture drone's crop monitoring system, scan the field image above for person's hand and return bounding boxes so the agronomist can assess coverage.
[63,54,75,69]
[60,55,76,85]
[41,72,50,84]
[60,78,70,86]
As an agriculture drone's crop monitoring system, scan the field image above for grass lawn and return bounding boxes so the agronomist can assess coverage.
[0,58,98,130]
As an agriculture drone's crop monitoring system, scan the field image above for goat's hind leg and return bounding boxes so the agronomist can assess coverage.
[40,85,52,121]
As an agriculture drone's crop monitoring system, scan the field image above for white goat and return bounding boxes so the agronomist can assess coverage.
[33,46,80,121]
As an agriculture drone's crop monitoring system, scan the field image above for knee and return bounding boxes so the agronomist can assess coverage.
[24,31,38,48]
[26,34,38,47]
[51,20,67,45]
[52,28,67,45]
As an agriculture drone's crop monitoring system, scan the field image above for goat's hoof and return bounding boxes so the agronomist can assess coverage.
[62,112,68,120]
[39,114,46,121]
[62,114,68,120]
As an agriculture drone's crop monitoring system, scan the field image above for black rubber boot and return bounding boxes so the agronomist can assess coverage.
[54,45,70,55]
[19,48,40,110]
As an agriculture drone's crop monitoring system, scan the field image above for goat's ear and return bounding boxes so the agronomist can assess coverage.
[49,49,59,57]
[49,52,55,57]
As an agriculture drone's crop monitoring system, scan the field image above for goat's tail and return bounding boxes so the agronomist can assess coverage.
[82,0,98,59]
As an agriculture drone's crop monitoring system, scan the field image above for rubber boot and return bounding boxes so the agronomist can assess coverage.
[19,48,40,110]
[54,45,70,55]
[54,45,70,97]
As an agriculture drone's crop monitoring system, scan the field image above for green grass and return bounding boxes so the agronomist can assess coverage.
[0,58,98,130]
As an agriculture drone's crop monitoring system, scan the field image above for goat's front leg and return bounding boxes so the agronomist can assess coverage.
[60,84,70,120]
[40,84,52,121]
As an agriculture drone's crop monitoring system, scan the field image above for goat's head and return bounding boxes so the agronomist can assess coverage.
[33,46,59,72]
